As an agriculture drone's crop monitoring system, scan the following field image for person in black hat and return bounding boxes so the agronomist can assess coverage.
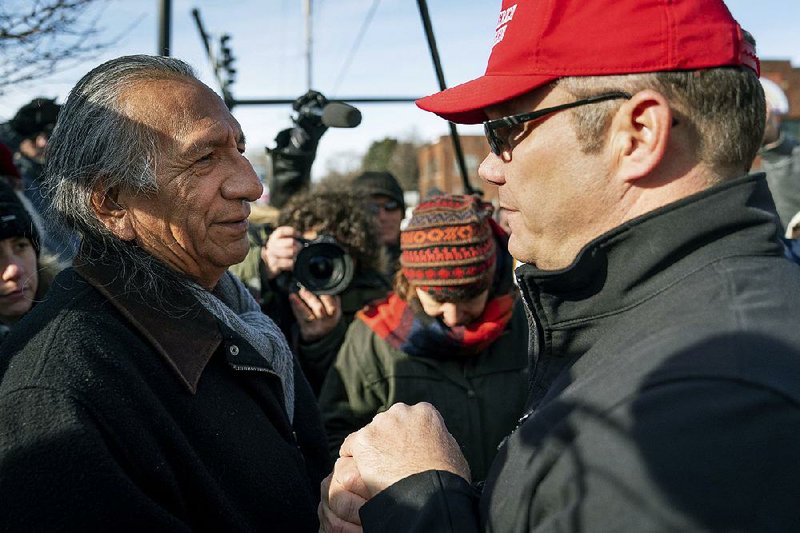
[353,171,405,278]
[0,97,77,265]
[0,98,60,188]
[0,180,56,337]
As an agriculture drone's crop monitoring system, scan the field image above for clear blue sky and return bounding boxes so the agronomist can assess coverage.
[2,0,798,179]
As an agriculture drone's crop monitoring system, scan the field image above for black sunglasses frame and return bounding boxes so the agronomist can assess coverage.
[483,91,632,156]
[367,199,402,214]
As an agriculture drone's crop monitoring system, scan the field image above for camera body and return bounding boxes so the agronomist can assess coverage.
[275,235,354,296]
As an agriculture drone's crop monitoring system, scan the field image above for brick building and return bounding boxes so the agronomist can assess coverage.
[417,135,497,202]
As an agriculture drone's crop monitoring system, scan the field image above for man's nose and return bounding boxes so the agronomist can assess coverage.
[478,153,506,186]
[225,158,263,202]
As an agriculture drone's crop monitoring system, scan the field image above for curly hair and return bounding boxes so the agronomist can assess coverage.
[278,189,384,274]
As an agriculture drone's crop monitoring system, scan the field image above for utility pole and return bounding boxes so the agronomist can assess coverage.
[159,0,172,56]
[304,0,313,89]
[416,0,475,195]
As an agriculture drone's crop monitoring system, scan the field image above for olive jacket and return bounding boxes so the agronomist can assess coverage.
[319,298,529,481]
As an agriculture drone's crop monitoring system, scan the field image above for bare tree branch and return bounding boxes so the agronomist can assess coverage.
[0,0,130,94]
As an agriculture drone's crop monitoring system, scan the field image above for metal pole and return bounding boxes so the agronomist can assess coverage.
[416,0,476,195]
[304,0,313,89]
[191,8,234,108]
[191,9,212,57]
[158,0,172,56]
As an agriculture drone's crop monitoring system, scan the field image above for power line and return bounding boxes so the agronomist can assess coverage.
[331,0,381,96]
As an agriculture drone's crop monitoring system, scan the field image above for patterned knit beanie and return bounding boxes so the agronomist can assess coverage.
[401,194,495,300]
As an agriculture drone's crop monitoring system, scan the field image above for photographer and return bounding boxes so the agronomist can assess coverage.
[262,188,391,394]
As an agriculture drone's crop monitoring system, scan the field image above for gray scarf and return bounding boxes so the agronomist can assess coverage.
[191,271,295,422]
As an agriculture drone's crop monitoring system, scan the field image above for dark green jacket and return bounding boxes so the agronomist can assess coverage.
[319,299,529,481]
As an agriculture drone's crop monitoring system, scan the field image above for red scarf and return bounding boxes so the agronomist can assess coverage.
[357,292,515,358]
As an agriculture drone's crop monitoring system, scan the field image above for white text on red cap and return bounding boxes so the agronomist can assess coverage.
[493,4,518,47]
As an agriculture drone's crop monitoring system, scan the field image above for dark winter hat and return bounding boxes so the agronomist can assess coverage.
[354,171,405,211]
[0,180,39,255]
[10,98,61,140]
[401,194,495,300]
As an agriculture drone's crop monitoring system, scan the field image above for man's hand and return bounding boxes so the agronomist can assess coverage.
[262,226,301,279]
[340,403,471,497]
[289,287,342,342]
[318,457,369,532]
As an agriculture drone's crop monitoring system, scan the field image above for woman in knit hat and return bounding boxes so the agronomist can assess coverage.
[0,180,58,338]
[319,194,528,481]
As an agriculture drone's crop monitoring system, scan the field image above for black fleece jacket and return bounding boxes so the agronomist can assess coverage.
[0,260,330,532]
[360,174,800,531]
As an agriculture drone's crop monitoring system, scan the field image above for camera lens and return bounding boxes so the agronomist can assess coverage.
[293,236,354,295]
[308,256,334,280]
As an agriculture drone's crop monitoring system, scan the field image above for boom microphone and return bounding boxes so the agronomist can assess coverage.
[321,102,362,128]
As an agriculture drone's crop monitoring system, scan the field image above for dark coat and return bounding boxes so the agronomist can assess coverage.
[0,261,330,532]
[359,174,800,531]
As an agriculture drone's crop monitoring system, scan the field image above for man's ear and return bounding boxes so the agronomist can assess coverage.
[90,183,136,241]
[609,89,673,183]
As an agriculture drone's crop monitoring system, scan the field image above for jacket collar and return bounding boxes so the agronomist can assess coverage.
[516,173,782,361]
[74,258,222,394]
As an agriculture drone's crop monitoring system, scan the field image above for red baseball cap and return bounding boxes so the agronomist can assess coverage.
[417,0,759,124]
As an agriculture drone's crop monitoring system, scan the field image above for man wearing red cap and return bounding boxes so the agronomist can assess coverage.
[321,0,800,530]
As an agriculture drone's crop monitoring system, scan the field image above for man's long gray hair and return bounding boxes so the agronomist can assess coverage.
[44,55,199,302]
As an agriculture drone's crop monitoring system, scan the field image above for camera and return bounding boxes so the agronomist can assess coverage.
[266,90,361,208]
[275,235,354,296]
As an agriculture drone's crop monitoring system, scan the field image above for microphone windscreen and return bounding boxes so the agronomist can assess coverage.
[321,102,362,128]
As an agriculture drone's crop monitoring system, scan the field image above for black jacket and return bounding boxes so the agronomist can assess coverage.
[0,260,330,532]
[360,174,800,531]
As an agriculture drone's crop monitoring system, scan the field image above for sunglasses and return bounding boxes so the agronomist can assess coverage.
[483,91,632,156]
[367,199,402,214]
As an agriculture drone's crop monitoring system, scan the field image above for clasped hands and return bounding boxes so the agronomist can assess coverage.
[318,402,471,532]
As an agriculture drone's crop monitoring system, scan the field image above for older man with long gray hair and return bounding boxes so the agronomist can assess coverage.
[0,55,330,531]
